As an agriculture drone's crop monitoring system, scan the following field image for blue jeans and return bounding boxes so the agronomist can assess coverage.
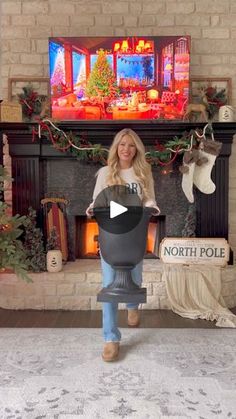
[100,254,143,342]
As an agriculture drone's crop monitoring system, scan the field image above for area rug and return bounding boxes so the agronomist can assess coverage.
[0,328,236,419]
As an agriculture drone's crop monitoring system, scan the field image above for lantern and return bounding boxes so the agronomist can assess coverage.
[138,39,145,48]
[144,42,151,51]
[47,250,62,273]
[219,105,234,122]
[121,40,129,53]
[114,42,120,52]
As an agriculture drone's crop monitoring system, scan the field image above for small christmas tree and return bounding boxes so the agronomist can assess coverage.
[51,47,66,94]
[0,165,31,282]
[46,226,60,252]
[23,207,46,272]
[86,49,119,99]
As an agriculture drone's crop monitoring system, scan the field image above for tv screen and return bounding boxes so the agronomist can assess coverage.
[49,36,190,121]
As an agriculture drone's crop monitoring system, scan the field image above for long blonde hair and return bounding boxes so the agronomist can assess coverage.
[106,128,154,200]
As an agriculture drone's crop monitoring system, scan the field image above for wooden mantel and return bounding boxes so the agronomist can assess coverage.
[0,121,236,244]
[0,120,236,146]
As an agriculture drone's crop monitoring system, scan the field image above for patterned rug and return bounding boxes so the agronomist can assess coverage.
[0,328,236,419]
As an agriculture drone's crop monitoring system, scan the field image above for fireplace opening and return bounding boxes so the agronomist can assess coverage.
[75,215,166,259]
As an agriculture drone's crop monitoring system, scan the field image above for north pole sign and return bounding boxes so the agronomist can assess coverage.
[160,238,229,266]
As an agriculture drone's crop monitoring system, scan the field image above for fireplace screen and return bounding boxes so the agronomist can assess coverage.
[76,215,165,259]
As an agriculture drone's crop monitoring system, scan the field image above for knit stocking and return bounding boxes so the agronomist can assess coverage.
[179,149,199,203]
[193,139,222,194]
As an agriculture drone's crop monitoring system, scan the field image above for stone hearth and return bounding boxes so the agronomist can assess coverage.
[0,260,236,310]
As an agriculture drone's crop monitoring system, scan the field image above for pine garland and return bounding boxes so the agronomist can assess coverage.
[32,119,214,169]
[32,119,109,165]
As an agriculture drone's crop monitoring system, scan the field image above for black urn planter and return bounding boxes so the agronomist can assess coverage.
[94,206,153,304]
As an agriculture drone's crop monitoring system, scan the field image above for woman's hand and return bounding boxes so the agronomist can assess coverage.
[86,205,94,217]
[150,205,161,216]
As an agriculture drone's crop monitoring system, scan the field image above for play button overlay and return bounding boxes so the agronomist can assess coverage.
[93,185,143,234]
[110,201,127,219]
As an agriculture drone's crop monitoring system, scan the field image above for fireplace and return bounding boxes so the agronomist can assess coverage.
[76,216,99,258]
[0,121,235,262]
[75,215,166,259]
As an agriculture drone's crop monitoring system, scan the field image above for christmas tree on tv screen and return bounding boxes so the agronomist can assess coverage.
[86,49,119,100]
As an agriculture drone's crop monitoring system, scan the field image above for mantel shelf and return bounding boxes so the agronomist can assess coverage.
[1,121,236,149]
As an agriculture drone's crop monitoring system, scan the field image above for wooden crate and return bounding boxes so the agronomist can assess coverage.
[0,101,22,122]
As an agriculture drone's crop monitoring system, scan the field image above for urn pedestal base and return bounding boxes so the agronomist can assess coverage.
[97,268,147,304]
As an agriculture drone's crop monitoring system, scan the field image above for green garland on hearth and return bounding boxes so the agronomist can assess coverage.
[32,119,213,168]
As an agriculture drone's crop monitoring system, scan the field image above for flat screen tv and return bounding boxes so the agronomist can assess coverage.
[49,36,190,121]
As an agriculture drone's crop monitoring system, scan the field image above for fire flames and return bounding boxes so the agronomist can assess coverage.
[82,220,157,257]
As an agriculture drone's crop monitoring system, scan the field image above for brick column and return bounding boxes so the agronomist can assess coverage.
[3,135,12,216]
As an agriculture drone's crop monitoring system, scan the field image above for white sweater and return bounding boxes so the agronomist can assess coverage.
[87,166,160,214]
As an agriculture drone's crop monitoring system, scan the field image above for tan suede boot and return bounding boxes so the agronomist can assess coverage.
[127,309,140,327]
[102,342,120,362]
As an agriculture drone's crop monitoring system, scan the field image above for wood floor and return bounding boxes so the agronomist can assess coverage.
[0,307,236,328]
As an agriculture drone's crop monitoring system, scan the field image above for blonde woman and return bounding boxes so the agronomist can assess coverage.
[86,128,160,361]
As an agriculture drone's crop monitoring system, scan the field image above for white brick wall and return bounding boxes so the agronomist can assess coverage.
[0,261,235,310]
[0,0,236,256]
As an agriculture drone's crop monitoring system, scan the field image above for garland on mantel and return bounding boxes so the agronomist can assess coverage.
[32,119,214,168]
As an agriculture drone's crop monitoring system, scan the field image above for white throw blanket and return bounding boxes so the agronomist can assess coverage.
[162,264,236,328]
